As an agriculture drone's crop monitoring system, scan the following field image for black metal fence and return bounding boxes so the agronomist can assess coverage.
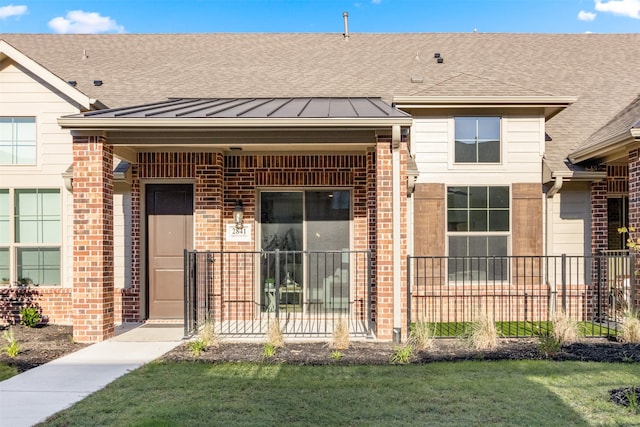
[407,252,637,338]
[185,250,372,338]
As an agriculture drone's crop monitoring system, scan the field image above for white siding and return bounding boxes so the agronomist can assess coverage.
[113,191,132,290]
[412,113,544,186]
[0,60,79,289]
[547,182,591,256]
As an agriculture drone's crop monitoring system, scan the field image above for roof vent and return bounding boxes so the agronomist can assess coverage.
[343,11,349,40]
[411,76,424,83]
[434,53,441,58]
[67,80,77,87]
[93,80,103,86]
[437,57,444,64]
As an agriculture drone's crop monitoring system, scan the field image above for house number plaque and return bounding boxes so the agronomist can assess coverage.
[226,224,251,242]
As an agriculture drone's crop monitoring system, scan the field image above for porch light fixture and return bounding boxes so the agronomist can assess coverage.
[233,200,244,230]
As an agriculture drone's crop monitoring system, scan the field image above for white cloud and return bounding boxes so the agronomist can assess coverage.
[578,10,597,21]
[371,0,382,4]
[0,4,27,19]
[48,10,125,34]
[594,0,640,19]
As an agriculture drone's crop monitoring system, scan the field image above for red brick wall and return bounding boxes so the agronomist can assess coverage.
[221,154,370,321]
[72,136,114,342]
[0,287,72,325]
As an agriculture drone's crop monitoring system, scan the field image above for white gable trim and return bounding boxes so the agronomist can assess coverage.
[0,40,94,110]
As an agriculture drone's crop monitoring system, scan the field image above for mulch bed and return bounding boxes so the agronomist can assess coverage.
[161,336,640,365]
[0,324,88,373]
[2,323,639,373]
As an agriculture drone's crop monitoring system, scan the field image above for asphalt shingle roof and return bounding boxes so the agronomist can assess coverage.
[2,33,640,174]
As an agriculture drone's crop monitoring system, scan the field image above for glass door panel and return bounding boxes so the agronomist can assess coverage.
[306,191,351,313]
[260,192,303,311]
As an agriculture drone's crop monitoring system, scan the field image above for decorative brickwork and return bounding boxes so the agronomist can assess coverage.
[607,164,629,195]
[72,136,114,342]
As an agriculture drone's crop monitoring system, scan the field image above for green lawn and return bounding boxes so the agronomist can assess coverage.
[424,321,616,338]
[0,363,17,381]
[40,361,640,426]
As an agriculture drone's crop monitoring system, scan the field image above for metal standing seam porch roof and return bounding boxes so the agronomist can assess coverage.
[58,97,413,129]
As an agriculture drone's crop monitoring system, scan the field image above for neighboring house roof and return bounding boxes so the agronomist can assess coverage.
[59,97,410,128]
[569,95,640,164]
[0,40,98,111]
[2,33,640,176]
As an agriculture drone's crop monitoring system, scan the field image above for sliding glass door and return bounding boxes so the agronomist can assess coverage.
[260,190,351,312]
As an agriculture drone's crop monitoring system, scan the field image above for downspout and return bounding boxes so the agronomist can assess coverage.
[547,175,563,199]
[392,125,402,342]
[545,176,563,316]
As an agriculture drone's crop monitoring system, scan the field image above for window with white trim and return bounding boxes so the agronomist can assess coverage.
[0,117,36,165]
[447,186,509,281]
[454,116,500,163]
[0,189,61,285]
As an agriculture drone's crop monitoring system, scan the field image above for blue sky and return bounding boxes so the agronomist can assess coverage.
[0,0,638,34]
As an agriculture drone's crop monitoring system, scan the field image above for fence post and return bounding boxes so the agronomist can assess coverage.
[367,250,373,335]
[183,249,189,338]
[407,255,412,336]
[631,252,637,313]
[275,249,280,319]
[561,253,567,312]
[596,251,602,322]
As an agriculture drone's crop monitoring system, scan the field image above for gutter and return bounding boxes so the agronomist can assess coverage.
[58,117,414,129]
[568,131,634,164]
[393,95,578,105]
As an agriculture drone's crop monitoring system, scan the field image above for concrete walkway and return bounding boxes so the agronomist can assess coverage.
[0,324,185,427]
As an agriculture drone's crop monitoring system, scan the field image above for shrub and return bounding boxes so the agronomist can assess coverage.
[408,321,434,351]
[189,339,208,356]
[551,310,580,345]
[20,306,41,328]
[620,310,640,344]
[331,317,350,350]
[199,318,218,348]
[466,310,498,351]
[266,321,284,348]
[389,345,412,364]
[262,342,277,359]
[330,350,343,360]
[2,327,19,358]
[537,331,561,359]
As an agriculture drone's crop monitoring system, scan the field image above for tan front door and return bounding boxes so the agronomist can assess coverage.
[146,184,193,319]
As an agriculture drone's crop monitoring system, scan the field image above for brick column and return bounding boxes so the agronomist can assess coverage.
[591,181,608,256]
[72,136,114,342]
[589,180,608,320]
[629,149,640,310]
[374,136,394,340]
[195,152,224,251]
